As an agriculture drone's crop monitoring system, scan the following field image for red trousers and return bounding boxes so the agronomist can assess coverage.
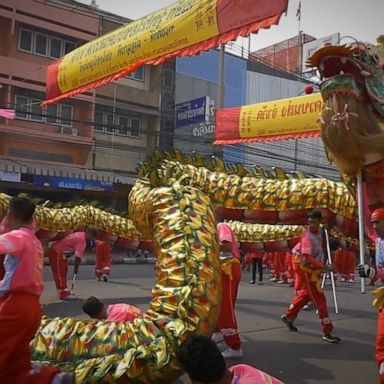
[95,242,112,277]
[293,261,306,292]
[286,269,333,334]
[0,293,60,383]
[377,310,384,372]
[216,260,242,350]
[47,248,68,291]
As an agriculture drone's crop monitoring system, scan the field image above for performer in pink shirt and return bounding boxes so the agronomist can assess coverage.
[0,213,36,279]
[358,208,384,383]
[178,334,283,384]
[0,197,74,384]
[212,221,243,359]
[47,227,98,300]
[281,210,340,344]
[82,296,143,322]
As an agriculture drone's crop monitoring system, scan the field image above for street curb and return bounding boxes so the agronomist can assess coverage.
[43,257,156,266]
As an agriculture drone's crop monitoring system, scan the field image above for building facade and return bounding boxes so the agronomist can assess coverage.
[0,0,163,210]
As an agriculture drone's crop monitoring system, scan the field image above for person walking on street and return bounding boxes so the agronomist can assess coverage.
[281,210,340,344]
[248,250,264,285]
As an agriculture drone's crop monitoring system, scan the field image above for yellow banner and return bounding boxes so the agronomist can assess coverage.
[57,0,219,93]
[239,93,323,139]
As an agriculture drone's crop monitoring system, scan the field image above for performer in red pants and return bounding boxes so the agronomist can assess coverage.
[281,210,340,344]
[95,240,113,282]
[47,227,98,300]
[358,208,384,383]
[212,221,243,359]
[0,197,74,384]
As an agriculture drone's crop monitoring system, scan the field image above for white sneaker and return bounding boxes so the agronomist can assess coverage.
[216,340,229,352]
[222,348,243,359]
[60,293,77,301]
[270,277,279,282]
[211,332,224,344]
[348,279,354,283]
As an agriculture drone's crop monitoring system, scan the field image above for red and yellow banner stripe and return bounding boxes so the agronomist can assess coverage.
[44,0,288,105]
[214,93,323,145]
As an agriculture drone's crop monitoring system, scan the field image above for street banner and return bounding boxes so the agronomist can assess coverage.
[43,0,288,105]
[214,93,323,145]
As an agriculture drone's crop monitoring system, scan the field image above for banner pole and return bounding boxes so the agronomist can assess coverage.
[356,170,366,294]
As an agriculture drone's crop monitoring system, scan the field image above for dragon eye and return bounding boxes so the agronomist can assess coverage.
[373,54,380,64]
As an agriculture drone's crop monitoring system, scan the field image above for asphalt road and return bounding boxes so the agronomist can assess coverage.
[41,265,379,384]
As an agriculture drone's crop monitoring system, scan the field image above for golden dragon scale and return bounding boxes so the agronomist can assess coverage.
[0,152,357,383]
[31,180,221,383]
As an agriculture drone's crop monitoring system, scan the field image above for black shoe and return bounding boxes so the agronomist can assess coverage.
[322,333,341,344]
[102,275,108,282]
[281,315,298,332]
[249,280,255,284]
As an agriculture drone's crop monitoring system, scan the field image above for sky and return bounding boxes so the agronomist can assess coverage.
[77,0,384,50]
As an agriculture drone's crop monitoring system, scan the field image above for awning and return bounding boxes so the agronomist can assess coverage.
[0,158,136,185]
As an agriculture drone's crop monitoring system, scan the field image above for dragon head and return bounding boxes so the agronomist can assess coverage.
[307,43,384,174]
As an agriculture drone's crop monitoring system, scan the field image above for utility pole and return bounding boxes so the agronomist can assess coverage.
[215,45,225,157]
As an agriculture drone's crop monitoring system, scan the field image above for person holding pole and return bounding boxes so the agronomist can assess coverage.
[358,208,384,383]
[47,227,98,300]
[281,210,341,343]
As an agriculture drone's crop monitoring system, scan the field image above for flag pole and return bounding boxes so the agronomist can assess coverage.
[356,170,366,294]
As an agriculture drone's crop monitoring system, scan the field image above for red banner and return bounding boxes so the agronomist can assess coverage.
[214,93,323,145]
[44,0,288,105]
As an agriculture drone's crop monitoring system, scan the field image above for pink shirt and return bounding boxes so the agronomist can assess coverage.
[0,228,44,297]
[229,364,283,384]
[106,303,143,322]
[217,222,240,259]
[52,232,86,259]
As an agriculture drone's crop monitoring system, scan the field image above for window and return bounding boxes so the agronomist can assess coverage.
[163,68,174,89]
[49,37,62,59]
[60,105,73,126]
[130,118,140,138]
[94,111,104,132]
[46,104,58,124]
[93,109,142,138]
[118,116,129,135]
[14,93,73,126]
[34,33,48,56]
[18,26,76,59]
[15,96,29,119]
[64,41,76,54]
[19,29,32,52]
[30,98,43,121]
[126,67,145,81]
[105,113,114,133]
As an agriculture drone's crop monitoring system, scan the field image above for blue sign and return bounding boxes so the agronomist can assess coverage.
[33,176,114,192]
[175,96,208,128]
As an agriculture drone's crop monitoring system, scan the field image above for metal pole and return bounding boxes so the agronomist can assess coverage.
[324,228,339,314]
[217,45,225,110]
[215,45,225,157]
[357,170,366,294]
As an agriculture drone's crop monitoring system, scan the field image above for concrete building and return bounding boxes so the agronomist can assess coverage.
[0,0,164,210]
[175,49,247,163]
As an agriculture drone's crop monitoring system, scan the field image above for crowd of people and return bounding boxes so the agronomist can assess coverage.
[2,195,384,383]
